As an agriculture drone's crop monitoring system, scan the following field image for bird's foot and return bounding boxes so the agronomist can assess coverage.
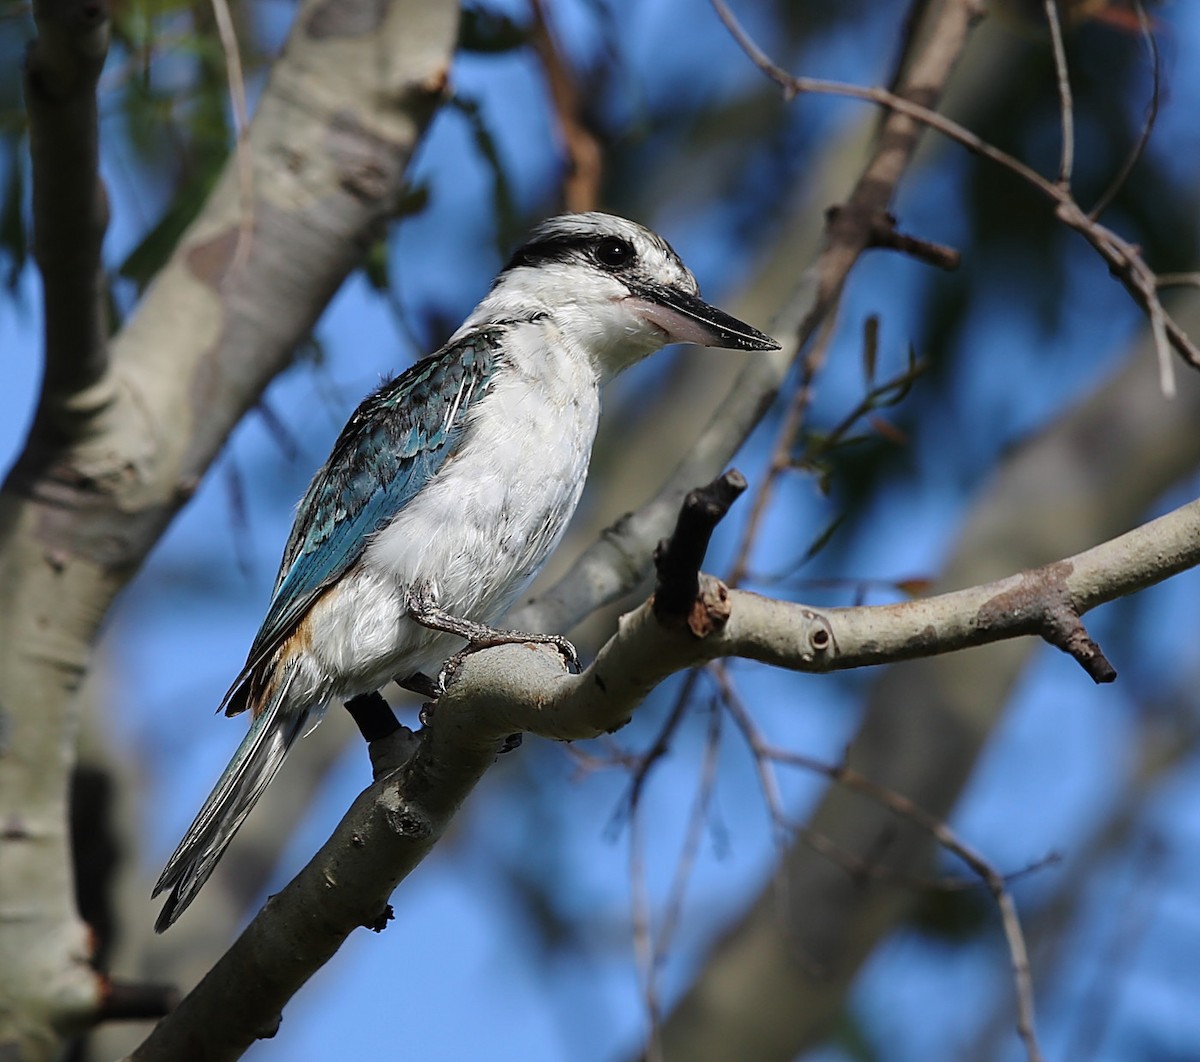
[406,583,580,687]
[396,671,440,699]
[433,630,579,694]
[412,692,520,755]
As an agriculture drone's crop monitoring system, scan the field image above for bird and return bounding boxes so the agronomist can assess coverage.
[153,211,779,931]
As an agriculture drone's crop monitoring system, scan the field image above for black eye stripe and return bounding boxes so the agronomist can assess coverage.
[503,233,637,272]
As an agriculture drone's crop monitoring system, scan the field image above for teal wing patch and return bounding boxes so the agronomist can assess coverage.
[221,329,501,713]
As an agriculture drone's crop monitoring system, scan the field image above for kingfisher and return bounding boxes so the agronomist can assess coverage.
[153,212,778,930]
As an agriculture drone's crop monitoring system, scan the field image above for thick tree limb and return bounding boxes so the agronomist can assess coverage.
[0,2,458,1057]
[0,4,115,1055]
[130,471,1200,1057]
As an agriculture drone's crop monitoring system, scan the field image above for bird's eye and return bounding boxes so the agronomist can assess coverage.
[593,237,635,269]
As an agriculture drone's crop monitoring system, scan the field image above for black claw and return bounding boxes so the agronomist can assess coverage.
[554,636,581,673]
[396,671,440,699]
[499,732,523,754]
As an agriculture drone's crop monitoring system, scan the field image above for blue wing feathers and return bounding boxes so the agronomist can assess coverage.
[221,330,500,715]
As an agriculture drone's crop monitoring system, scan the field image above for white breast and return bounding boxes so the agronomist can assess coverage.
[299,323,602,695]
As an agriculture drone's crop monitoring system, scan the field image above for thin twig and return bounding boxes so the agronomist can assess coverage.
[530,0,603,212]
[621,668,705,818]
[1066,835,1165,1061]
[210,0,255,269]
[653,700,724,969]
[710,0,1200,385]
[769,746,1044,1062]
[1042,0,1075,187]
[713,655,1045,1061]
[628,809,663,1062]
[732,353,925,587]
[1088,0,1160,220]
[709,664,788,835]
[726,362,817,588]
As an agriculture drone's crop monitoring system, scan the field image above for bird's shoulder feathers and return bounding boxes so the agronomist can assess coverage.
[221,328,502,715]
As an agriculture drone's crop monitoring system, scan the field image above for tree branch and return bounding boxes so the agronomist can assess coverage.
[0,1,459,1056]
[24,0,111,437]
[710,0,1199,391]
[656,299,1200,1058]
[132,471,1200,1055]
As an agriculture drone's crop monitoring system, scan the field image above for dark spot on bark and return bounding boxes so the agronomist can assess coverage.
[186,227,239,287]
[305,0,386,39]
[327,111,398,203]
[388,809,431,839]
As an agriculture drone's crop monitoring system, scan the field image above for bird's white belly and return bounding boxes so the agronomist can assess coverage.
[299,366,600,697]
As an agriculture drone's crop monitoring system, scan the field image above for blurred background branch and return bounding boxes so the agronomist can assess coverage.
[1,0,1198,1060]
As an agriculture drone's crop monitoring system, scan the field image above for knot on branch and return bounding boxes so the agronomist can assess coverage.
[979,565,1116,684]
[1039,600,1117,684]
[826,205,960,271]
[653,470,745,635]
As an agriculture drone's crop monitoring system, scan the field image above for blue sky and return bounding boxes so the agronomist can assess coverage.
[6,1,1200,1058]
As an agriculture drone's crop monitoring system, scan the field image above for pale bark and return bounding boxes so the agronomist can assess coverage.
[0,1,459,1057]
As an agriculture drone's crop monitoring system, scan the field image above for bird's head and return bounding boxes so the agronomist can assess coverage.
[465,212,780,380]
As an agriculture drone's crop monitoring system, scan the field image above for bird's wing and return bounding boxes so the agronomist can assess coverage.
[221,329,501,715]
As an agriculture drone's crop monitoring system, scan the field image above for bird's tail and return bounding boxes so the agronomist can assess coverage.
[153,675,309,932]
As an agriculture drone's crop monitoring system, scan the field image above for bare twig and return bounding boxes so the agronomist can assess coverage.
[209,0,255,269]
[726,365,817,588]
[1066,834,1164,1060]
[715,665,1044,1059]
[1042,0,1075,187]
[862,210,962,270]
[629,810,662,1062]
[1088,0,1160,219]
[730,352,924,588]
[782,751,1043,1062]
[621,668,705,818]
[654,701,724,964]
[708,664,789,838]
[631,699,724,1062]
[530,0,603,212]
[710,0,1200,385]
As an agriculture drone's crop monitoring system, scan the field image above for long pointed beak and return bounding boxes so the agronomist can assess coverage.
[626,282,780,351]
